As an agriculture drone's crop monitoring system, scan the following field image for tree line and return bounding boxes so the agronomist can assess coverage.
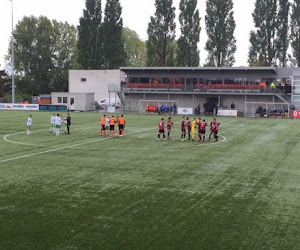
[2,0,300,97]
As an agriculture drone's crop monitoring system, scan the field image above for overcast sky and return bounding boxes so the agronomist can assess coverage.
[0,0,255,70]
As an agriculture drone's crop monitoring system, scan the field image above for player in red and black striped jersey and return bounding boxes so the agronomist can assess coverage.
[208,118,220,141]
[157,118,166,140]
[167,117,174,140]
[186,117,192,140]
[199,119,208,142]
[180,117,186,141]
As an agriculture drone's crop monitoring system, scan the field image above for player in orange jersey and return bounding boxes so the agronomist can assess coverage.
[118,114,126,136]
[110,115,116,137]
[100,114,106,136]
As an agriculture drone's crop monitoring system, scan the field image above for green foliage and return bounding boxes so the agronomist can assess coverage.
[51,21,79,92]
[276,0,290,67]
[123,28,147,67]
[248,0,278,66]
[102,0,126,69]
[6,16,77,96]
[205,0,236,67]
[177,0,201,67]
[290,0,300,67]
[146,0,176,66]
[0,76,4,97]
[77,0,103,69]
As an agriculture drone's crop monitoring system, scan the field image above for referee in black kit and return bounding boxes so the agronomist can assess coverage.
[65,113,71,134]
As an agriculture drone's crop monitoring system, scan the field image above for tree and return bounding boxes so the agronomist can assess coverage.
[0,71,5,97]
[290,0,300,67]
[146,0,176,66]
[205,0,236,67]
[52,21,78,92]
[248,0,278,66]
[77,0,103,69]
[276,0,289,67]
[6,16,78,96]
[102,0,126,69]
[123,28,147,67]
[177,0,201,67]
[11,16,54,95]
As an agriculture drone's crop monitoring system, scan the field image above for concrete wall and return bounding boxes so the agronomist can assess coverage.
[69,70,122,102]
[51,92,94,111]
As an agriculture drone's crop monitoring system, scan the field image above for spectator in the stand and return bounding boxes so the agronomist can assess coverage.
[203,101,209,113]
[259,82,267,92]
[271,82,276,91]
[214,102,219,116]
[172,104,177,115]
[196,104,201,116]
[231,102,235,109]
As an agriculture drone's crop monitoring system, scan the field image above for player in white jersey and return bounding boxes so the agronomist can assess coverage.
[55,114,62,136]
[105,115,110,136]
[50,113,56,133]
[26,115,33,135]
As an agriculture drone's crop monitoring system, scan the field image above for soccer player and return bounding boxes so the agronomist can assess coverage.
[55,114,62,136]
[167,117,174,140]
[110,115,116,137]
[209,118,220,141]
[180,116,186,141]
[199,119,208,142]
[212,118,220,141]
[105,115,110,136]
[118,114,126,137]
[186,117,192,140]
[157,118,166,140]
[26,115,33,135]
[65,113,71,134]
[100,115,106,136]
[191,118,198,141]
[50,113,56,133]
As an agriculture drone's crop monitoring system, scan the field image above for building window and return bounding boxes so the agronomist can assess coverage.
[81,78,86,82]
[57,97,62,103]
[63,97,68,103]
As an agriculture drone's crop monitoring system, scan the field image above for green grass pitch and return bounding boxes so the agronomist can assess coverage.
[0,110,300,249]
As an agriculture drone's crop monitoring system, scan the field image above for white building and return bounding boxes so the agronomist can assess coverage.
[68,70,123,103]
[51,92,95,111]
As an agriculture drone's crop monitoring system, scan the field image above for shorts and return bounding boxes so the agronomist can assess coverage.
[101,125,105,130]
[119,124,124,130]
[213,130,218,135]
[159,129,165,133]
[181,129,186,133]
[200,130,206,134]
[110,125,115,131]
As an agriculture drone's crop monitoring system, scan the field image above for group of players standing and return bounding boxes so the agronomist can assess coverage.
[157,116,220,142]
[100,114,126,137]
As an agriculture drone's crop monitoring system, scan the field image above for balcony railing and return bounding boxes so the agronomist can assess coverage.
[121,83,289,94]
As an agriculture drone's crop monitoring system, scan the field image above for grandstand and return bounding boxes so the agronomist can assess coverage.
[107,67,300,115]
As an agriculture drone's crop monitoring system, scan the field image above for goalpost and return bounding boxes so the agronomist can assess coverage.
[244,102,290,117]
[139,100,178,114]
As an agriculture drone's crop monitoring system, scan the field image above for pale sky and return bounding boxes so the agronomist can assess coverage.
[0,0,255,70]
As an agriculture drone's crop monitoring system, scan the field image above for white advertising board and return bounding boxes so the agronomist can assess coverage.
[0,103,39,111]
[178,107,193,115]
[217,109,237,117]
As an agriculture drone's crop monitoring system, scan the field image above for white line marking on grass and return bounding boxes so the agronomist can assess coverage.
[3,130,58,147]
[69,135,227,150]
[1,126,226,162]
[0,126,157,163]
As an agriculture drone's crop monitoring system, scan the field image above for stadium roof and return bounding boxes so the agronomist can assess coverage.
[120,67,277,73]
